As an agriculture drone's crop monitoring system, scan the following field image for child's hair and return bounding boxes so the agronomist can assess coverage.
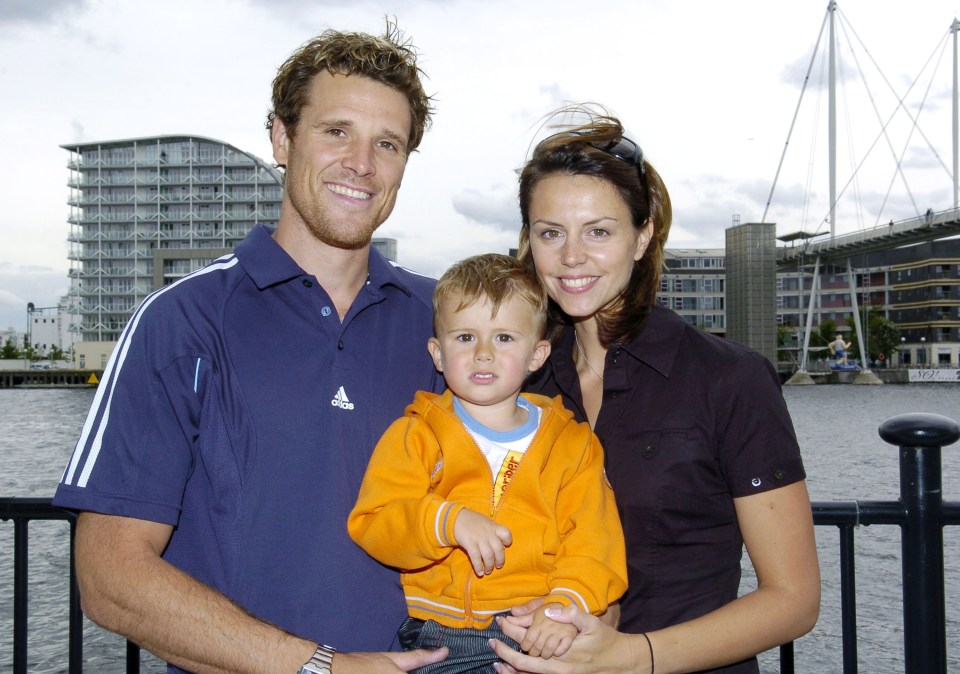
[433,253,548,337]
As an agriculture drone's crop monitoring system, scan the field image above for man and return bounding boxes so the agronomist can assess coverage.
[53,23,447,674]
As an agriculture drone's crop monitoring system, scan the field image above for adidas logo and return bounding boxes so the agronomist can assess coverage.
[330,386,355,410]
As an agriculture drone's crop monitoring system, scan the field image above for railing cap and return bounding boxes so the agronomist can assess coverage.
[878,413,960,448]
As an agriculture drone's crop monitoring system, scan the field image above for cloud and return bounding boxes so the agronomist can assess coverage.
[0,0,89,27]
[0,264,69,332]
[451,187,520,232]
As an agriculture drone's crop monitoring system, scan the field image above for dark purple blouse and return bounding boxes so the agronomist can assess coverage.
[525,304,805,674]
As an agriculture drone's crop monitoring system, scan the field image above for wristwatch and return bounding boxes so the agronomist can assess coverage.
[298,644,336,674]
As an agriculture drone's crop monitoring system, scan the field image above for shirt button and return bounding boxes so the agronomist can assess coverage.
[321,306,332,317]
[641,444,655,458]
[774,469,784,480]
[338,340,344,350]
[302,279,313,288]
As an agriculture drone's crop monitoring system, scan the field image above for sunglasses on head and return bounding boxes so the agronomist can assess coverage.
[588,136,646,177]
[583,134,651,209]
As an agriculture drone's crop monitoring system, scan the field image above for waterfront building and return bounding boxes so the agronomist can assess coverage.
[27,299,76,356]
[62,135,283,368]
[659,238,960,369]
[658,248,727,334]
[1,326,23,349]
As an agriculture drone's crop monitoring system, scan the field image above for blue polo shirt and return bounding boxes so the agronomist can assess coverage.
[54,224,443,660]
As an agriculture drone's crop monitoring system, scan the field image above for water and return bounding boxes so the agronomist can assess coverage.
[1,384,959,673]
[0,389,165,673]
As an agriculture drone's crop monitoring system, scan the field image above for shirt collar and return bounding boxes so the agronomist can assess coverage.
[235,223,415,297]
[552,304,685,381]
[614,304,684,379]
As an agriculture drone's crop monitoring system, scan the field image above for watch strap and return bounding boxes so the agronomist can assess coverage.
[299,644,336,674]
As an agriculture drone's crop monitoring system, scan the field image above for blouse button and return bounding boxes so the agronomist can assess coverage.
[302,279,313,288]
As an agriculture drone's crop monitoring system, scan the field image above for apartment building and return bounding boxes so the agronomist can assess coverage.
[63,135,283,368]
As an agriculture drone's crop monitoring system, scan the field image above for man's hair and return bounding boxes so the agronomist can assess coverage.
[517,104,673,347]
[265,19,434,153]
[433,254,548,338]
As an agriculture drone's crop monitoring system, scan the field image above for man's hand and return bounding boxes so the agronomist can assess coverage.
[332,646,448,673]
[453,508,512,576]
[522,603,577,659]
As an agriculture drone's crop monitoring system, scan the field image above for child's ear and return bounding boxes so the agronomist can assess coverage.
[427,337,444,372]
[528,340,552,373]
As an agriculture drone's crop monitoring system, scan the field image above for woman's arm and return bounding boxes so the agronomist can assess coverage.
[493,481,820,674]
[642,480,820,673]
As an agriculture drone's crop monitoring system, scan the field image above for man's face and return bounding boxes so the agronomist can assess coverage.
[271,71,412,249]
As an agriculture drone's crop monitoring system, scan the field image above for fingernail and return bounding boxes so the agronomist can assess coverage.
[545,607,561,618]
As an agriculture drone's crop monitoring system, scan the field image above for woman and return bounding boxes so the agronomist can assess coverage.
[491,107,820,673]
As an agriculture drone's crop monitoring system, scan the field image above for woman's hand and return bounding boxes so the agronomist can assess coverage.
[490,605,648,674]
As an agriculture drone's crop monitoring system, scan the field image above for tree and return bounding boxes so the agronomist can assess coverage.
[844,309,900,364]
[777,325,797,366]
[21,343,39,362]
[816,319,837,348]
[1,338,18,359]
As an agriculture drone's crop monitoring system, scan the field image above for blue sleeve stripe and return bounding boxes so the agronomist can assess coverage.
[62,257,238,488]
[194,357,202,393]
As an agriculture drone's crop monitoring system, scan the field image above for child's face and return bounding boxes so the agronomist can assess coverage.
[428,293,550,409]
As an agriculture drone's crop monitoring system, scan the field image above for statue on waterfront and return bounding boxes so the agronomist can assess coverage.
[829,334,852,365]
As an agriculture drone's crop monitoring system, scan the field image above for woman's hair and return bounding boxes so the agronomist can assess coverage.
[433,253,548,339]
[265,19,434,153]
[517,105,673,346]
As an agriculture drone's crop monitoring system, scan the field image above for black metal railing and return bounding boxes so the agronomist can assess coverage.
[3,412,959,674]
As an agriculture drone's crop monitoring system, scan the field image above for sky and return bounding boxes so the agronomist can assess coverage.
[0,0,958,332]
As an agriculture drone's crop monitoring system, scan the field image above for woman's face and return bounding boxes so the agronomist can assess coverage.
[527,173,652,321]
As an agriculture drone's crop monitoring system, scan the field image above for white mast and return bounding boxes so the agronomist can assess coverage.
[953,17,958,209]
[829,0,837,239]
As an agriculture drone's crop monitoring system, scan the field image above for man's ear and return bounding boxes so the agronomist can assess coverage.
[528,340,552,373]
[427,337,443,372]
[271,116,291,169]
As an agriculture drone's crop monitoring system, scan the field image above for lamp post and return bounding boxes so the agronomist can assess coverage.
[920,337,927,368]
[900,336,906,368]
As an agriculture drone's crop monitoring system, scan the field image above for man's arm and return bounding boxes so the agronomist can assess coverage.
[76,511,315,674]
[76,512,448,674]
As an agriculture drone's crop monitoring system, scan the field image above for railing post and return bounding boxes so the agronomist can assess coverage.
[69,517,83,673]
[13,519,28,674]
[878,412,960,674]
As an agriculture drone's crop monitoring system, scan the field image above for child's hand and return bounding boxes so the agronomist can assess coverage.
[453,508,512,576]
[521,602,577,659]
